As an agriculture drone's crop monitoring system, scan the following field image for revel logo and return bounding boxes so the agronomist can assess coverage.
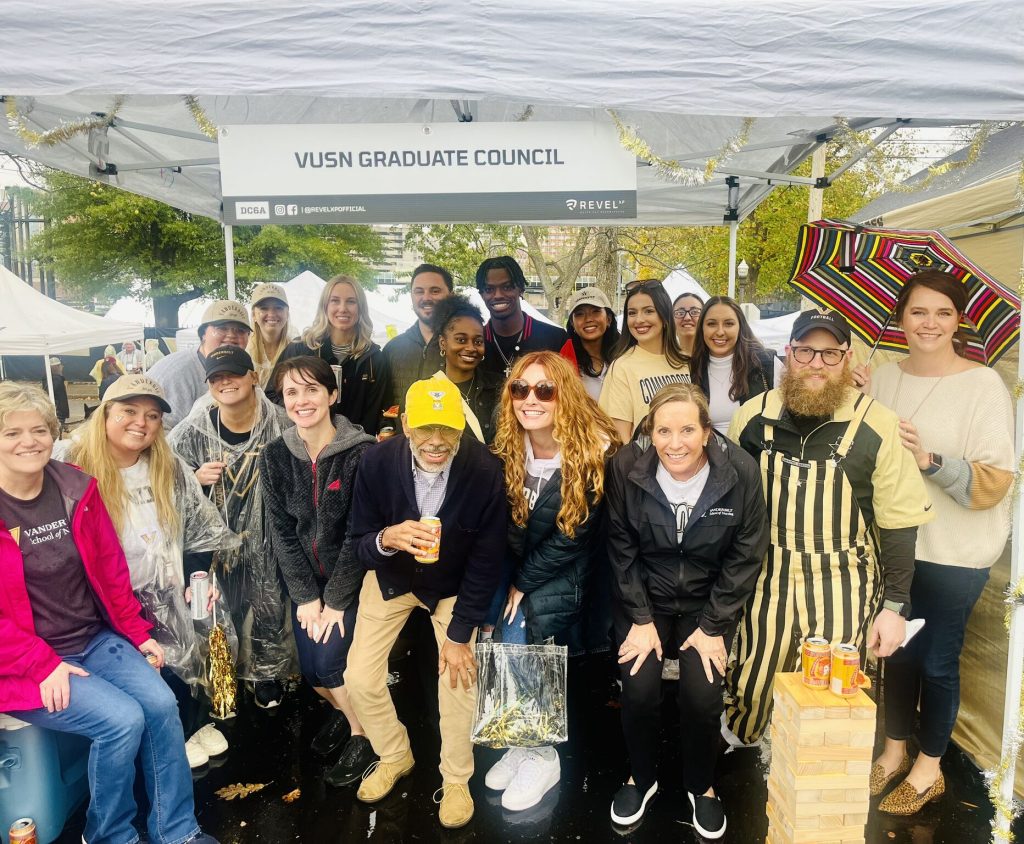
[565,198,626,212]
[565,199,578,211]
[235,201,270,220]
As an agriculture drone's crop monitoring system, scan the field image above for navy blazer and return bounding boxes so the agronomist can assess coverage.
[350,434,507,643]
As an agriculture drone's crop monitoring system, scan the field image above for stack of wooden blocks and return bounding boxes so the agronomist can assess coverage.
[765,672,875,844]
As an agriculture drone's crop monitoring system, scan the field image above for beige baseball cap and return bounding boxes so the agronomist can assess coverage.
[564,286,612,316]
[198,300,251,333]
[250,282,288,307]
[102,374,173,414]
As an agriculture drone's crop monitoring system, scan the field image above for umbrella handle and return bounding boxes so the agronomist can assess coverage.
[867,310,897,363]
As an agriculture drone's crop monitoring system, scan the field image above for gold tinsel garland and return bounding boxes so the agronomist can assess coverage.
[183,95,218,139]
[608,109,755,186]
[208,623,237,720]
[6,95,126,147]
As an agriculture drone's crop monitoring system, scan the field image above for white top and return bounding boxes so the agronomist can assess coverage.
[119,457,173,591]
[580,365,607,402]
[870,363,1014,568]
[707,354,739,435]
[656,459,711,544]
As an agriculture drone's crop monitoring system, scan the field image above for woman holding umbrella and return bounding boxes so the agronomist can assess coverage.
[868,270,1014,814]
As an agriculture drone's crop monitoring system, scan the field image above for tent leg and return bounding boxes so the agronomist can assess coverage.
[727,220,738,299]
[43,353,55,404]
[807,144,826,222]
[224,224,236,301]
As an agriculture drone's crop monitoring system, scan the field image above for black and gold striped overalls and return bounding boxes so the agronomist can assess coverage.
[724,394,882,744]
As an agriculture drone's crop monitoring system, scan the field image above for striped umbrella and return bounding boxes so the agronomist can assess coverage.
[788,219,1020,365]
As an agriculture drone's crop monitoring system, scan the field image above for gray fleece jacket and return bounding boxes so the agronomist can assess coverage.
[260,417,376,610]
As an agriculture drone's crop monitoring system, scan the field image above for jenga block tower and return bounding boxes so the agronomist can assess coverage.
[765,672,874,844]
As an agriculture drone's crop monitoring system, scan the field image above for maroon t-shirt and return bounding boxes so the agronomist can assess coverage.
[0,476,104,655]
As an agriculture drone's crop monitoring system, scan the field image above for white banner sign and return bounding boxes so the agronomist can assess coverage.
[219,121,636,224]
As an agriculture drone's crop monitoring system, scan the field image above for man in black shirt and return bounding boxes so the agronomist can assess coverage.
[46,357,70,426]
[475,256,567,378]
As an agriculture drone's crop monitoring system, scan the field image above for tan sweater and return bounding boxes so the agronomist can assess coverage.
[598,346,690,433]
[871,363,1013,568]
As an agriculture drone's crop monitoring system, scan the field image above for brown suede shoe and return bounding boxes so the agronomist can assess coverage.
[356,750,415,803]
[869,753,911,797]
[435,782,474,829]
[878,771,945,816]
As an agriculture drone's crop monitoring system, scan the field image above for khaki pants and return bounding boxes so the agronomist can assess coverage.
[344,571,477,784]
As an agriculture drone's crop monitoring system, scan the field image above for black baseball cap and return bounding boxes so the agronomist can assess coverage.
[204,345,255,380]
[790,308,852,345]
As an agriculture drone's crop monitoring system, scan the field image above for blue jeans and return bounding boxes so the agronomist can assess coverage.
[883,561,990,758]
[9,629,199,844]
[290,600,358,689]
[498,605,530,645]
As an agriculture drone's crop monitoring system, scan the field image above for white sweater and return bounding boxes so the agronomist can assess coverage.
[871,363,1014,568]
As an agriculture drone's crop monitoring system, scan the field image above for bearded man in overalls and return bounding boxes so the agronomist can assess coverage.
[722,308,932,746]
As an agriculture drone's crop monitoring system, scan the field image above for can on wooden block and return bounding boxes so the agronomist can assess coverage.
[190,571,210,621]
[9,818,37,844]
[801,636,832,689]
[414,516,441,564]
[830,643,864,697]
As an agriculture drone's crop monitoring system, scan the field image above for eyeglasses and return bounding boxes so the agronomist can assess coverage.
[208,324,251,337]
[508,380,557,402]
[673,307,702,319]
[624,279,664,293]
[790,346,846,366]
[409,425,461,442]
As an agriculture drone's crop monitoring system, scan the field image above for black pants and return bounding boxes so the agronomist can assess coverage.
[614,606,732,796]
[883,560,989,758]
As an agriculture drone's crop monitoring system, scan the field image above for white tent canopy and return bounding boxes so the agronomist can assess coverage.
[0,264,143,357]
[2,1,1020,228]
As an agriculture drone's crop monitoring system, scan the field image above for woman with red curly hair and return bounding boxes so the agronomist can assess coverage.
[484,351,620,813]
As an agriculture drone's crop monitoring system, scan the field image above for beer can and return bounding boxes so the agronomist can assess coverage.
[190,571,210,621]
[9,818,37,843]
[330,364,342,392]
[801,637,832,689]
[378,426,395,441]
[830,643,862,697]
[145,652,159,667]
[414,516,442,564]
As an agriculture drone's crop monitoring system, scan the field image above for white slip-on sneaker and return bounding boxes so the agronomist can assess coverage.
[501,747,561,812]
[484,747,528,791]
[184,733,209,769]
[193,723,228,756]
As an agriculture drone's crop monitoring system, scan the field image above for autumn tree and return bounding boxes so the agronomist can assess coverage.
[25,169,384,327]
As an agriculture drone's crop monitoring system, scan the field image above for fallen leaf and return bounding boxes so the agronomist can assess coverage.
[239,822,247,828]
[216,782,267,801]
[887,833,896,839]
[282,788,301,803]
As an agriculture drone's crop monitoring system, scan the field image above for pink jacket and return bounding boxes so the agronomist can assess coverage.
[0,461,152,712]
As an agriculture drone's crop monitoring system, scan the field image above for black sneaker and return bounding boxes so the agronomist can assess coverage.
[324,735,378,787]
[311,709,351,756]
[253,680,284,709]
[610,781,657,826]
[688,791,726,839]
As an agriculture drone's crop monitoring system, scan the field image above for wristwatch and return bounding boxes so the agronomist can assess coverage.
[882,599,911,618]
[923,453,943,476]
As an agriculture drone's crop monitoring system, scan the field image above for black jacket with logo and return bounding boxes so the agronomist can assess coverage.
[606,432,769,636]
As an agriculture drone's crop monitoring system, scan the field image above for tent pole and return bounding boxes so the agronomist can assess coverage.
[224,224,236,301]
[43,352,55,404]
[807,144,826,223]
[994,255,1024,844]
[727,221,738,299]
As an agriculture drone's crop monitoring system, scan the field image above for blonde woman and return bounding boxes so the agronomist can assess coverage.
[246,282,295,388]
[267,275,390,434]
[63,374,240,768]
[485,351,621,812]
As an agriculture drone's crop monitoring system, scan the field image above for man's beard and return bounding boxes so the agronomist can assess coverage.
[409,437,460,474]
[780,366,854,417]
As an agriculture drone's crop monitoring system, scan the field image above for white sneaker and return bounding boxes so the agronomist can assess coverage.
[184,733,210,768]
[485,747,528,791]
[192,723,228,756]
[501,747,560,812]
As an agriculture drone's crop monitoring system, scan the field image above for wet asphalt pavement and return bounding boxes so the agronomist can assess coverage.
[54,649,1021,844]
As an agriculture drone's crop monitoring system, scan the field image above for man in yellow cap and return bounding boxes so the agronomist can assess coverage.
[345,376,507,829]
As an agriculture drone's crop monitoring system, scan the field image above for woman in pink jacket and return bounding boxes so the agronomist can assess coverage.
[0,384,217,844]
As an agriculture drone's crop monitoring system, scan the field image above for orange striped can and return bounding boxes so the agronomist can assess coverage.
[801,637,832,689]
[830,643,865,697]
[414,516,441,564]
[9,818,37,844]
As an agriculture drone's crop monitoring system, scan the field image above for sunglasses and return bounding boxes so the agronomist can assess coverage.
[508,379,558,402]
[624,279,664,293]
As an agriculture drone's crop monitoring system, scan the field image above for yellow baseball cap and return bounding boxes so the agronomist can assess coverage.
[405,376,465,432]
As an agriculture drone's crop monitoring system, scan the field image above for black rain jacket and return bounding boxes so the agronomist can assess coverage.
[606,431,769,636]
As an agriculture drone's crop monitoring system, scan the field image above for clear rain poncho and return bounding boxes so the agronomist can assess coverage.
[169,391,296,681]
